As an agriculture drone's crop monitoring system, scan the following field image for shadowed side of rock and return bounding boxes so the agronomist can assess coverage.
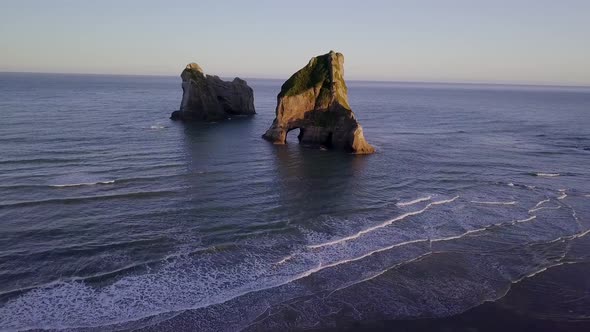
[262,51,374,154]
[171,63,255,121]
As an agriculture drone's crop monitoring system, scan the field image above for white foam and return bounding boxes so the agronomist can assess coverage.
[432,227,489,242]
[328,252,432,296]
[577,228,590,238]
[328,216,590,296]
[557,193,567,200]
[396,195,432,207]
[150,124,166,129]
[528,205,561,213]
[310,212,539,281]
[307,196,460,249]
[470,200,517,205]
[51,180,115,188]
[536,173,560,177]
[515,215,537,223]
[432,215,536,243]
[300,239,429,279]
[274,255,294,266]
[511,261,566,286]
[307,214,541,287]
[2,207,573,332]
[507,183,515,187]
[531,198,550,209]
[328,214,540,299]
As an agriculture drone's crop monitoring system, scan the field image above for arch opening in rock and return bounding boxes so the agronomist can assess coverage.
[285,127,302,143]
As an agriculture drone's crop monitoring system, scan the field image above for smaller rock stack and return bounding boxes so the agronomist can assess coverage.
[171,63,255,121]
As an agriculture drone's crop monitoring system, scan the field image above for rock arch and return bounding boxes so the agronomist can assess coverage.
[262,51,374,154]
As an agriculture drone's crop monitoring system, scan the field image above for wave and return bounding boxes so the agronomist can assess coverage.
[528,205,561,213]
[396,195,432,207]
[0,260,157,299]
[0,157,84,166]
[274,255,294,266]
[3,210,584,331]
[0,190,177,208]
[326,225,587,323]
[315,215,545,303]
[532,198,550,209]
[490,240,590,307]
[327,252,433,297]
[0,174,186,190]
[470,200,517,205]
[305,215,542,283]
[0,244,224,299]
[305,239,429,277]
[534,173,560,177]
[432,215,537,243]
[307,196,460,249]
[51,180,115,188]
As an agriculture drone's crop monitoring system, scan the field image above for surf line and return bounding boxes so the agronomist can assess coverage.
[51,180,115,188]
[301,239,430,279]
[331,219,579,305]
[313,214,539,283]
[528,205,561,213]
[326,251,432,298]
[307,196,460,249]
[470,200,517,205]
[433,216,538,243]
[535,173,560,177]
[303,214,540,284]
[494,227,590,303]
[396,195,432,207]
[325,214,541,298]
[531,198,550,209]
[274,255,294,266]
[67,212,557,330]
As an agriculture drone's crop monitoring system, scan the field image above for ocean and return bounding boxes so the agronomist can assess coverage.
[0,73,589,331]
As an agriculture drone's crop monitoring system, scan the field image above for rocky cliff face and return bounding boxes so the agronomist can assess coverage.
[262,51,374,154]
[171,63,255,121]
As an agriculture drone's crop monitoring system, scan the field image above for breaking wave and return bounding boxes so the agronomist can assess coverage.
[470,200,517,205]
[0,191,586,331]
[396,195,432,207]
[534,172,560,177]
[50,180,116,188]
[308,196,460,249]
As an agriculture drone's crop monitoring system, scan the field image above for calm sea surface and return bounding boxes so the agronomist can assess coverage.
[0,73,589,331]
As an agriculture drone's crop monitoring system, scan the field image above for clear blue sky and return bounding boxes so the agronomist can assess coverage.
[1,0,589,85]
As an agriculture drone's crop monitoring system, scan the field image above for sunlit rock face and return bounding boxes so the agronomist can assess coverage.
[171,63,255,121]
[262,51,374,154]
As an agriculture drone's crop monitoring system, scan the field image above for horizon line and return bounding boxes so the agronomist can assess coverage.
[1,70,589,89]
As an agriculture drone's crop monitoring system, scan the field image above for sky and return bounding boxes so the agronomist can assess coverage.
[1,0,589,85]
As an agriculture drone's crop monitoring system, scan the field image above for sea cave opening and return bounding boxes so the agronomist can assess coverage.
[286,127,303,143]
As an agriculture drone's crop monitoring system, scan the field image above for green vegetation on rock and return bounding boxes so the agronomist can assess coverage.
[263,51,373,154]
[279,51,350,110]
[280,57,328,96]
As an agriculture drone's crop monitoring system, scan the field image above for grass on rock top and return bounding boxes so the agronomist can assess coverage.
[279,52,350,110]
[280,54,331,96]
